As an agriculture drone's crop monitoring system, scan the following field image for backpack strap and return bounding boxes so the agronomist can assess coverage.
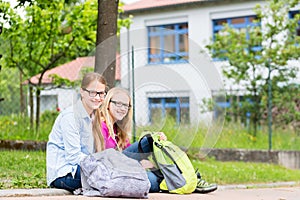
[138,133,154,153]
[156,143,182,174]
[138,133,164,179]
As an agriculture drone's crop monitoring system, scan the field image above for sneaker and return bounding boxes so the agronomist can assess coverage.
[194,169,218,194]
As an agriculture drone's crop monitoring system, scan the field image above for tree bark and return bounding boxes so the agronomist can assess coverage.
[95,0,119,89]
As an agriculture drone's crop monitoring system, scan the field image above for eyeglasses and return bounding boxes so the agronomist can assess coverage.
[82,88,106,98]
[110,100,131,110]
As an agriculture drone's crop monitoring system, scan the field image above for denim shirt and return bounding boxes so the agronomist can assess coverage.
[46,99,94,186]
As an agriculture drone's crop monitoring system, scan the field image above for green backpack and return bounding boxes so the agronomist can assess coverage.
[138,132,197,194]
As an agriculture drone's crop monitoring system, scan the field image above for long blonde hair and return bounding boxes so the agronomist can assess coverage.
[94,87,132,151]
[81,72,107,153]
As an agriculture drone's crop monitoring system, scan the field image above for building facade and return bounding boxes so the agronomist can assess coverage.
[119,0,300,126]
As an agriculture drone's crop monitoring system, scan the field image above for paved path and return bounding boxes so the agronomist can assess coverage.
[1,182,299,200]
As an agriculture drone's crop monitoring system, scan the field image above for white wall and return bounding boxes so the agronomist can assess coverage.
[120,0,300,126]
[30,88,79,117]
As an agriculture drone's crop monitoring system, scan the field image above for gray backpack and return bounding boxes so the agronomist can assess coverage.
[80,148,150,198]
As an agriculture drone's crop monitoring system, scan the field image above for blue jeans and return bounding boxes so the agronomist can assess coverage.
[123,137,162,192]
[51,165,82,192]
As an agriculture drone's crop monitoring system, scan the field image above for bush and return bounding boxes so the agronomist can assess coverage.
[40,110,59,124]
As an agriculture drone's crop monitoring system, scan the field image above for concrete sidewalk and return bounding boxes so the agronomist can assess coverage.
[0,182,299,200]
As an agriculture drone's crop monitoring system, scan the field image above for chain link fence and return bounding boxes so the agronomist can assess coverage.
[1,47,228,150]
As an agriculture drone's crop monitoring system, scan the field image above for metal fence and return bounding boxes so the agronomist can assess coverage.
[0,49,228,151]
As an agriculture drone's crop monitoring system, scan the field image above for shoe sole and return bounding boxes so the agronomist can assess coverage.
[194,186,218,194]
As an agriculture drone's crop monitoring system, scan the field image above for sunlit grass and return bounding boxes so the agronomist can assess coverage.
[0,113,57,141]
[192,157,300,185]
[137,119,300,151]
[0,150,47,189]
[1,114,300,150]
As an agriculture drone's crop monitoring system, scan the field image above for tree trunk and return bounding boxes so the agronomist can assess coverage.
[95,0,119,89]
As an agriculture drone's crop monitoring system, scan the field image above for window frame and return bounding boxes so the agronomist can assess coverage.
[213,15,260,37]
[148,97,189,124]
[147,23,189,64]
[289,10,300,36]
[212,15,261,60]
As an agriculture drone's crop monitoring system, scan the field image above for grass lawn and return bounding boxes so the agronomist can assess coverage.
[1,116,300,189]
[192,157,300,185]
[1,150,300,189]
[0,150,47,189]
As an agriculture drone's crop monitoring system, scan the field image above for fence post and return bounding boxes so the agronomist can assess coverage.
[267,61,272,150]
[131,45,136,142]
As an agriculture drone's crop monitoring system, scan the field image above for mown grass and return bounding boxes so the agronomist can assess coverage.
[0,150,47,189]
[1,150,300,189]
[191,157,300,185]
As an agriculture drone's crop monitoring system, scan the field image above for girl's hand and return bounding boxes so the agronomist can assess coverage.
[157,132,167,141]
[140,160,154,169]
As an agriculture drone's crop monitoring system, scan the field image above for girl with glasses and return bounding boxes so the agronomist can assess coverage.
[94,87,217,194]
[46,72,107,192]
[94,87,165,192]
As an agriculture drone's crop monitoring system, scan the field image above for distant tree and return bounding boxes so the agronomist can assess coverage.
[270,83,300,134]
[0,68,20,115]
[0,0,97,133]
[206,0,300,136]
[0,0,131,133]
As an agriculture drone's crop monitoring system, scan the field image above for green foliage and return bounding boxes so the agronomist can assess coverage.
[0,115,31,140]
[0,67,21,115]
[0,0,98,132]
[0,0,99,78]
[40,109,59,125]
[137,117,183,144]
[0,0,132,132]
[266,83,300,134]
[0,114,51,141]
[199,98,216,113]
[206,0,300,135]
[214,122,300,150]
[1,112,300,148]
[137,118,300,151]
[49,74,77,88]
[118,1,132,34]
[76,66,94,85]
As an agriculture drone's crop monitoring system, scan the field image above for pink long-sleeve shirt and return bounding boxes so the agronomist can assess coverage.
[101,121,131,150]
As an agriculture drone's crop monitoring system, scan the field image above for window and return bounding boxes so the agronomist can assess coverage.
[148,23,188,64]
[148,97,190,124]
[212,15,261,57]
[289,11,300,36]
[213,15,259,35]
